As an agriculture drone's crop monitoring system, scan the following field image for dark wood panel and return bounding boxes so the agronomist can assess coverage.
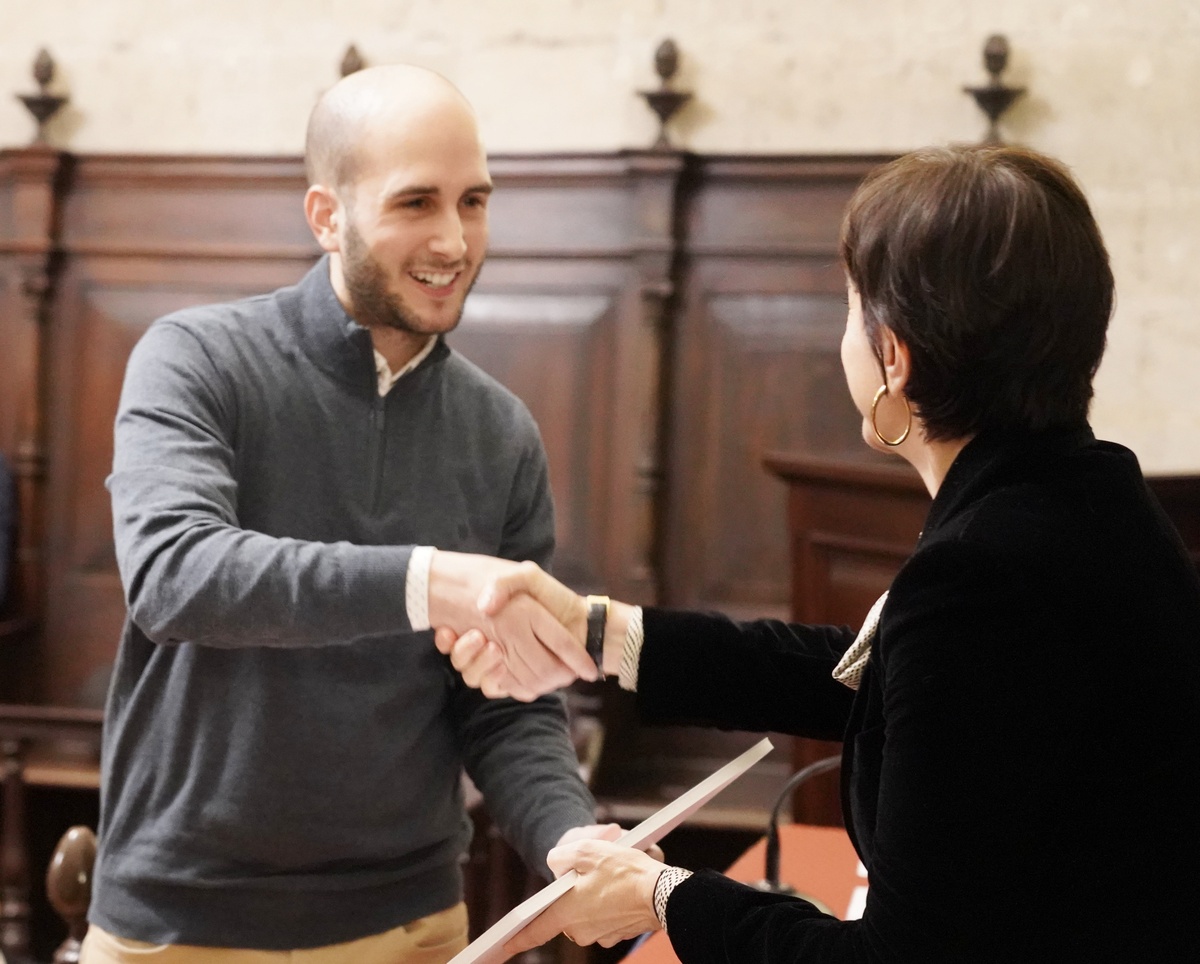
[59,155,314,258]
[477,152,685,606]
[36,256,317,706]
[685,291,864,611]
[664,154,891,618]
[487,151,680,256]
[0,148,66,627]
[0,272,29,473]
[451,292,614,589]
[1148,476,1200,574]
[684,155,892,255]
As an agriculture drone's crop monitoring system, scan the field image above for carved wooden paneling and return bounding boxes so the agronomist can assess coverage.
[1148,476,1200,575]
[31,156,319,704]
[0,148,66,629]
[663,155,893,618]
[57,156,317,261]
[698,292,859,607]
[452,292,614,589]
[481,152,685,605]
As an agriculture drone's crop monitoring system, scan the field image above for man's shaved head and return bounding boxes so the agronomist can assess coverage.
[301,62,491,352]
[304,64,477,190]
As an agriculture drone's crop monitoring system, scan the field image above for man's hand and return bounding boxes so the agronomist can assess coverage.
[555,823,624,856]
[503,839,666,956]
[428,552,596,698]
[476,560,586,631]
[553,825,665,868]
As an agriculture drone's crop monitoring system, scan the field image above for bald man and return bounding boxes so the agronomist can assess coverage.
[85,66,608,964]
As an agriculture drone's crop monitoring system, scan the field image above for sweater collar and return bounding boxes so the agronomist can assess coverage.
[278,255,450,391]
[921,422,1096,539]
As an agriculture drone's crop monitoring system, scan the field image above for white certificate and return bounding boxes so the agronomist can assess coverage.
[448,736,775,964]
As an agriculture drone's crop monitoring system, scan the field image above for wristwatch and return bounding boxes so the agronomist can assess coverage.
[585,595,609,679]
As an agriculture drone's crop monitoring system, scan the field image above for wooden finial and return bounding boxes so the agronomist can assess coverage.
[16,47,69,145]
[45,826,96,964]
[340,44,366,78]
[638,39,693,150]
[962,34,1027,145]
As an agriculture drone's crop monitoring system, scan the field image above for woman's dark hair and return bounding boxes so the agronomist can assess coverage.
[840,145,1114,441]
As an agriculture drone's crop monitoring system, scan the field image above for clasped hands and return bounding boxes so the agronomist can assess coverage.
[429,550,605,702]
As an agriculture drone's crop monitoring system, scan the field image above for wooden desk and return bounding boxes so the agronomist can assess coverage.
[625,824,864,964]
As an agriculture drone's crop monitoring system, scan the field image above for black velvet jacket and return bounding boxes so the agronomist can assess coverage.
[638,427,1200,962]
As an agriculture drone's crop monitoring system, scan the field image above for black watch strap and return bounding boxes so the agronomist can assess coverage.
[585,595,609,679]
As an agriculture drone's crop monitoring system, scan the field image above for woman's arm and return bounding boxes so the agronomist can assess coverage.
[442,564,857,736]
[486,538,1102,963]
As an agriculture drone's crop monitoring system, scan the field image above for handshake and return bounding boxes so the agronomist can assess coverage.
[427,550,630,701]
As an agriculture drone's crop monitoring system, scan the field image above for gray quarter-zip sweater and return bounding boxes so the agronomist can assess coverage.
[95,257,595,949]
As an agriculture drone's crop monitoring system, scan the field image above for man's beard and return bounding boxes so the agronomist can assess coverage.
[341,220,478,334]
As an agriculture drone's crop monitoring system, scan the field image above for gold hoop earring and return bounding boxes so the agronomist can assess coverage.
[870,384,912,447]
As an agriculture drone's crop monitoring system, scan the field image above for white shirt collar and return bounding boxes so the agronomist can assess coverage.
[373,336,438,396]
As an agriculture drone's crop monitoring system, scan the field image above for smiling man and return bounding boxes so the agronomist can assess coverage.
[85,66,606,964]
[305,66,492,370]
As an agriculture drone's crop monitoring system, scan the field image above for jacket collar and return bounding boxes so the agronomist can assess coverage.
[922,422,1096,540]
[275,255,450,392]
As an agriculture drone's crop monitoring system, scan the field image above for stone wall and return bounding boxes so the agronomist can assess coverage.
[2,0,1198,467]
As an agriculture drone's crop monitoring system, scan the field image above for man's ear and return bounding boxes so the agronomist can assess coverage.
[878,325,912,397]
[304,185,341,253]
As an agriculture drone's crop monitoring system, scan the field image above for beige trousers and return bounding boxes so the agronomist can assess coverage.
[79,903,468,964]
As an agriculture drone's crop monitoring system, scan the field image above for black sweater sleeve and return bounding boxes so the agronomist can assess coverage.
[636,607,857,741]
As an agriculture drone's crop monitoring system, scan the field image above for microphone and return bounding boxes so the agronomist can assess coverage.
[753,753,842,905]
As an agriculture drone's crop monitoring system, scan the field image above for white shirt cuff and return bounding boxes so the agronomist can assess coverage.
[618,605,644,692]
[653,866,693,933]
[406,546,436,631]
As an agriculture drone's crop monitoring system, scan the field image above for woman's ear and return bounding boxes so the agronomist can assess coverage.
[304,185,342,253]
[878,326,912,397]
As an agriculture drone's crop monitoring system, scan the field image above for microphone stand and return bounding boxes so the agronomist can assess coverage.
[752,753,842,908]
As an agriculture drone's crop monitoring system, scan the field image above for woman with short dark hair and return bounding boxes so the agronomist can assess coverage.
[444,145,1200,962]
[844,146,1112,443]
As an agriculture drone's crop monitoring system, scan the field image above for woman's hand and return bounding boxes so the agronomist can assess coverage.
[503,839,667,956]
[434,561,591,700]
[428,554,596,699]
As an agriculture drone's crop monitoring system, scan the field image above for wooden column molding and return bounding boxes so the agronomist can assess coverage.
[0,737,32,961]
[0,147,67,627]
[629,283,670,595]
[618,150,688,604]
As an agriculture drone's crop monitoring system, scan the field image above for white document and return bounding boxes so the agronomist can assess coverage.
[448,736,775,964]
